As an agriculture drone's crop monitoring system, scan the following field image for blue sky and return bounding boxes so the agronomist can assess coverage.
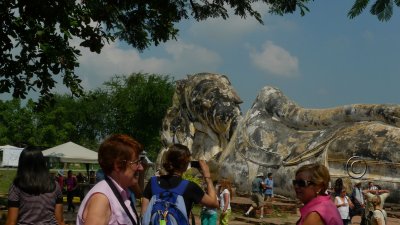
[74,2,400,111]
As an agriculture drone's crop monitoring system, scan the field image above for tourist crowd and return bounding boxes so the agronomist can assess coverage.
[5,134,390,225]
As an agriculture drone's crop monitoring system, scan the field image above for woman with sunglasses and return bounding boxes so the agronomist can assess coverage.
[77,134,143,225]
[293,163,342,225]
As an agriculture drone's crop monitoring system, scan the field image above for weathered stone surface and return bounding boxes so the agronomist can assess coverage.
[160,73,400,202]
[218,86,400,201]
[158,73,242,165]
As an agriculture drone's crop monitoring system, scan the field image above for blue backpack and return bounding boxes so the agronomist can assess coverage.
[142,176,190,225]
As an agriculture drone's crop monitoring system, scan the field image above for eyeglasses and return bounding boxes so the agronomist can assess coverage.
[123,158,143,168]
[292,179,314,187]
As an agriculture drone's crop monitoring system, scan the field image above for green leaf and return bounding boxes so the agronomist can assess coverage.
[348,0,370,19]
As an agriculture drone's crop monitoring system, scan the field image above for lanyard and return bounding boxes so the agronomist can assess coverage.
[105,176,139,225]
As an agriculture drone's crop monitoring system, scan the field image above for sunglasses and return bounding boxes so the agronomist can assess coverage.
[292,179,314,187]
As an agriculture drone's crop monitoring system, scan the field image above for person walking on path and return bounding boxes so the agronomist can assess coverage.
[264,173,274,202]
[6,146,65,225]
[244,172,266,219]
[219,179,232,225]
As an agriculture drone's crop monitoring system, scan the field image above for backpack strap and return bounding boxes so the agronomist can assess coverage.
[378,209,386,225]
[150,176,190,196]
[150,176,191,224]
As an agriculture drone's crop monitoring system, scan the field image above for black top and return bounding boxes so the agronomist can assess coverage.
[143,175,205,216]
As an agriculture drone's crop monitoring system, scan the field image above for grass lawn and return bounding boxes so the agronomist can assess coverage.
[0,169,16,195]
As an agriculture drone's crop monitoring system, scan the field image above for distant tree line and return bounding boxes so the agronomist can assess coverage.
[0,73,175,160]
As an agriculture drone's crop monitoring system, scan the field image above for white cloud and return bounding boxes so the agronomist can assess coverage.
[249,41,299,77]
[76,40,222,90]
[77,42,168,89]
[164,41,222,74]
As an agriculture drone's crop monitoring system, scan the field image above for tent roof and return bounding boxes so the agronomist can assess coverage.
[0,145,24,151]
[42,142,98,164]
[0,145,24,167]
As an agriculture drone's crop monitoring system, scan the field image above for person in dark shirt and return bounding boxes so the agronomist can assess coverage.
[141,144,218,219]
[76,172,86,183]
[65,170,78,212]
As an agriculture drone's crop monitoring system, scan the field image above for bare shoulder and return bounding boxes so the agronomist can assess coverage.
[82,193,111,225]
[303,211,325,225]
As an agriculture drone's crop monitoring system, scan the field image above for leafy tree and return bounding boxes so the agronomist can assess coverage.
[33,95,81,146]
[348,0,400,21]
[73,89,111,149]
[1,0,310,106]
[0,73,174,158]
[0,99,35,146]
[101,73,175,160]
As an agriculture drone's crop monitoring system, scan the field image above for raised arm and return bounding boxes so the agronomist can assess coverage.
[199,160,219,208]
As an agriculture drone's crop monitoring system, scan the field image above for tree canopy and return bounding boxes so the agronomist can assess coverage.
[1,0,398,107]
[0,73,175,159]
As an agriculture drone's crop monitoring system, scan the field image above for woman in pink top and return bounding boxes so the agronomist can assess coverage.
[77,134,143,225]
[293,163,342,225]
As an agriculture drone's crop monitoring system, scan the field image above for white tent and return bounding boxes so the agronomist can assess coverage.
[0,145,24,167]
[42,142,98,164]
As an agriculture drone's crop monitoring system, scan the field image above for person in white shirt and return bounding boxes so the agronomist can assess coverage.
[218,179,232,225]
[335,188,354,225]
[368,182,378,191]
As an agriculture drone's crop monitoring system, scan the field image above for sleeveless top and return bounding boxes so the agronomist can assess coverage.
[372,209,387,225]
[76,178,138,225]
[297,195,342,225]
[335,196,350,219]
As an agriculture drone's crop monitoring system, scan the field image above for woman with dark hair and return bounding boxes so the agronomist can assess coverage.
[333,178,343,197]
[141,144,218,223]
[77,134,143,225]
[293,163,342,225]
[6,147,65,225]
